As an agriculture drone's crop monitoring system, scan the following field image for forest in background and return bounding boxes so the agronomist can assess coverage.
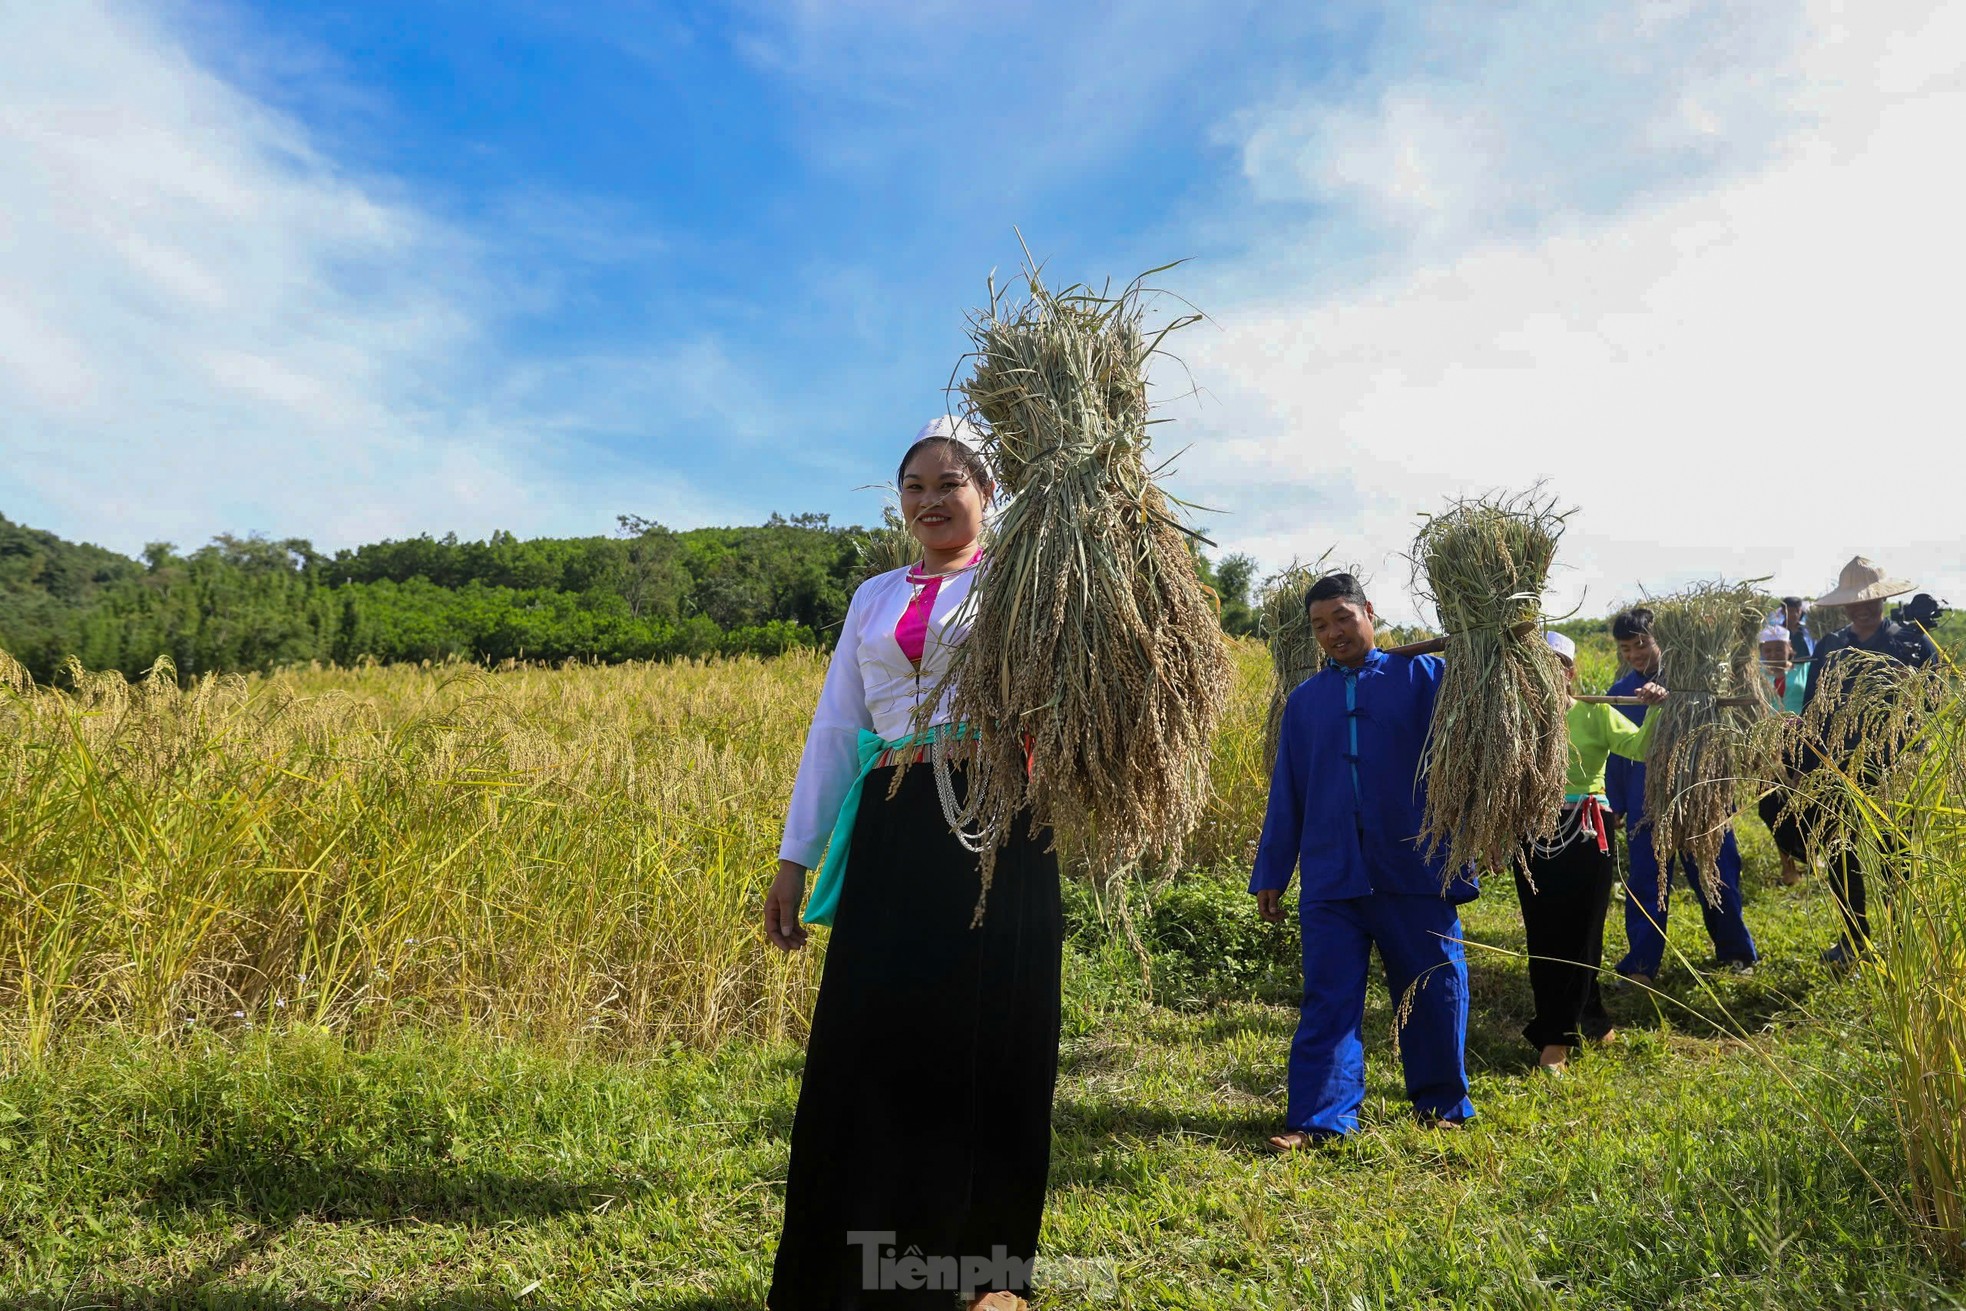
[0,513,1262,682]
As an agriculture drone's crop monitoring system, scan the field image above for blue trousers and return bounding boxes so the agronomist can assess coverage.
[1287,894,1474,1136]
[1616,825,1758,978]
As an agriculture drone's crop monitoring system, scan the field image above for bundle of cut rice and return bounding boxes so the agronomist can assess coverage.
[1411,491,1571,875]
[1259,560,1332,774]
[1640,582,1780,899]
[922,259,1233,920]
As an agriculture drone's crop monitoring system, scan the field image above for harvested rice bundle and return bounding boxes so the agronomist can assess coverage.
[1259,559,1333,773]
[1411,491,1571,875]
[923,260,1233,918]
[1641,582,1780,900]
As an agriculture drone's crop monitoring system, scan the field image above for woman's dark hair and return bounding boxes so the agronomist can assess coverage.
[1610,607,1655,640]
[1305,572,1370,611]
[897,437,994,495]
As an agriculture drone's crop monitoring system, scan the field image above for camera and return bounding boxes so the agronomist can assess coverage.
[1890,592,1948,631]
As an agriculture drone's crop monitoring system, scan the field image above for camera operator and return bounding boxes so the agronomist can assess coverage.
[1890,592,1948,636]
[1801,558,1940,966]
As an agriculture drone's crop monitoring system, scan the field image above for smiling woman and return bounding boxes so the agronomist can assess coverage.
[761,417,1059,1311]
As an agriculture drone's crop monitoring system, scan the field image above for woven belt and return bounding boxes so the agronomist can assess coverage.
[874,739,973,769]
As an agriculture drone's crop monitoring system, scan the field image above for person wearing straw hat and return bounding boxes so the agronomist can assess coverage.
[1251,572,1477,1148]
[1800,556,1939,965]
[764,418,1057,1311]
[1603,608,1760,986]
[1518,632,1666,1073]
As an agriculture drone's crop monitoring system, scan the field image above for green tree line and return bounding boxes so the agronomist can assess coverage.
[1,512,1264,682]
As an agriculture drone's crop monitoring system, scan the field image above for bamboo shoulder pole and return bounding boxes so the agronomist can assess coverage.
[1574,693,1758,707]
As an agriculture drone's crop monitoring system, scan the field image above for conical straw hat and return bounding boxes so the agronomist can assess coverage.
[1813,556,1915,607]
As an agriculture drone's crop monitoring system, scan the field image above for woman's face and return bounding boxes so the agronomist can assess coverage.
[1559,655,1578,689]
[900,443,988,555]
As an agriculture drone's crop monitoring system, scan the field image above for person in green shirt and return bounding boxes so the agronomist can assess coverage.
[1519,632,1665,1073]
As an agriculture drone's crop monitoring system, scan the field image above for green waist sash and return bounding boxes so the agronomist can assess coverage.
[802,724,967,928]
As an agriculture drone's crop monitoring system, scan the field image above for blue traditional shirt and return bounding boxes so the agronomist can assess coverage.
[1601,665,1651,821]
[1250,649,1478,903]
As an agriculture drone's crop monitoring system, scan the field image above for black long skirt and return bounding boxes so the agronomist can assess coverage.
[768,763,1063,1310]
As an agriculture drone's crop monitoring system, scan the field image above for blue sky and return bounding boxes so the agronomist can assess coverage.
[3,1,1963,618]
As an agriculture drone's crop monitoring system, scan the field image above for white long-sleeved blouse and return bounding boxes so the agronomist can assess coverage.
[778,562,980,868]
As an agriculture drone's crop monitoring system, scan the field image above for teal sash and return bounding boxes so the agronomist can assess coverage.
[802,724,967,927]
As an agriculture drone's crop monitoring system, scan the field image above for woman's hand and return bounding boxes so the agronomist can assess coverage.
[1635,682,1669,706]
[765,860,810,952]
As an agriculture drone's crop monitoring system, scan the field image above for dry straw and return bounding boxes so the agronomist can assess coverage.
[851,507,920,588]
[1259,560,1331,774]
[1411,490,1570,876]
[1640,582,1780,899]
[922,257,1233,921]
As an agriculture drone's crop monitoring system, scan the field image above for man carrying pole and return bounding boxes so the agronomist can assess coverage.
[1251,573,1476,1148]
[1604,607,1759,985]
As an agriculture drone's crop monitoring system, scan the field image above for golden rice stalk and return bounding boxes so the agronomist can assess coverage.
[1411,490,1571,876]
[1641,582,1780,900]
[851,507,919,589]
[923,258,1233,920]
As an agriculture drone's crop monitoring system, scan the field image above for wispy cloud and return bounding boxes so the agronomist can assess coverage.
[0,0,744,553]
[1176,0,1966,618]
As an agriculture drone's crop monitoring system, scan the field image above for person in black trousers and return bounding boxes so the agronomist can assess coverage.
[1517,633,1665,1073]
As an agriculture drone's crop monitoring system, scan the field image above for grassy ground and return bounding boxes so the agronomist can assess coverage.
[1,834,1955,1309]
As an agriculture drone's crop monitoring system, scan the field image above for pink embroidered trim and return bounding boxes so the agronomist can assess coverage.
[895,573,942,665]
[896,551,982,667]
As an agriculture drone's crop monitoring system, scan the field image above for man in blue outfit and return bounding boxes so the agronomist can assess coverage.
[1251,573,1476,1149]
[1604,607,1759,985]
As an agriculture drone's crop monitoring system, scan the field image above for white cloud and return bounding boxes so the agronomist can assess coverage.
[0,0,733,554]
[1176,0,1966,623]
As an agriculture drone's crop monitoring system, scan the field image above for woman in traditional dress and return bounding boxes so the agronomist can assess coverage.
[1517,632,1664,1073]
[762,418,1060,1311]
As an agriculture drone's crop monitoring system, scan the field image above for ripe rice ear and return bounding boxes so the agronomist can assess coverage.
[921,258,1233,922]
[1640,582,1780,901]
[1411,490,1571,876]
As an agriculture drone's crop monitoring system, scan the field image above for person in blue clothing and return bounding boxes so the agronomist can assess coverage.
[1604,607,1759,985]
[1251,572,1477,1150]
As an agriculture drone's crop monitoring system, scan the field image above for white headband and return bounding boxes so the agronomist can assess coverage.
[913,415,988,456]
[1544,631,1577,661]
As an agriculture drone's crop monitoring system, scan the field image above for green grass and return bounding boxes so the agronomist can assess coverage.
[2,835,1957,1309]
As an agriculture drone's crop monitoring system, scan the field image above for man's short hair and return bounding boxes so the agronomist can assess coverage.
[1781,595,1803,608]
[1305,571,1369,612]
[1611,607,1655,640]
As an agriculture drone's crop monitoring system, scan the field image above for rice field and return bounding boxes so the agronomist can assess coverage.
[2,638,1964,1307]
[0,645,1272,1057]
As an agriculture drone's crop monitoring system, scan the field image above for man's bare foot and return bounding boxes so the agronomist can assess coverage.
[1537,1043,1569,1073]
[1268,1129,1319,1152]
[1589,1027,1617,1045]
[1780,856,1805,886]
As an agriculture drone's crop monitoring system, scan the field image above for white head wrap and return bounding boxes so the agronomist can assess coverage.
[1544,631,1577,661]
[1758,624,1790,646]
[913,415,988,458]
